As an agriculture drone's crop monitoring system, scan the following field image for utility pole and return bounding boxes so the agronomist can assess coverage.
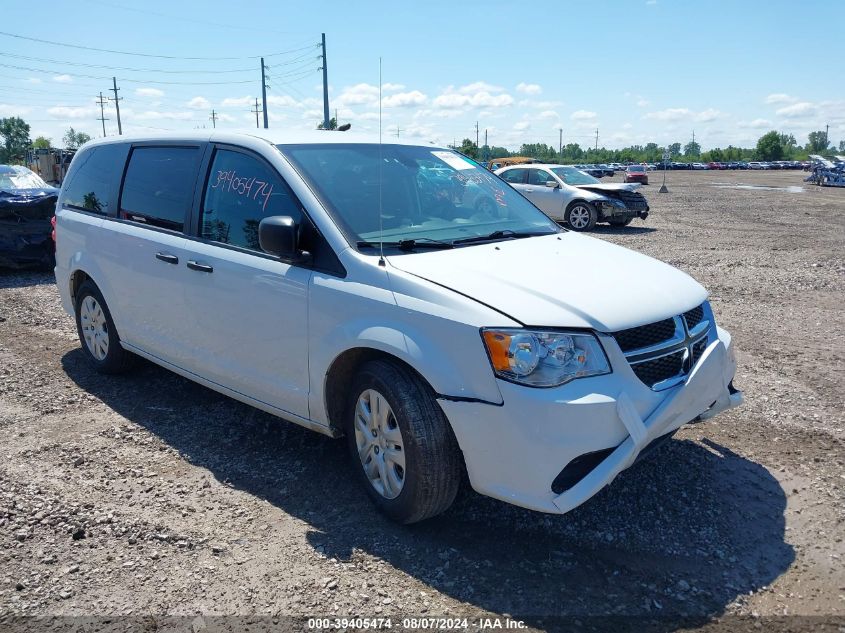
[209,110,218,129]
[260,58,269,129]
[395,125,401,139]
[559,128,563,160]
[251,98,261,128]
[484,129,488,161]
[320,33,330,131]
[96,92,109,138]
[825,124,829,149]
[475,121,479,152]
[594,128,599,151]
[109,77,122,135]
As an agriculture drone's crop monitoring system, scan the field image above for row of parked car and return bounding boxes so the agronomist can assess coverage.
[558,160,812,177]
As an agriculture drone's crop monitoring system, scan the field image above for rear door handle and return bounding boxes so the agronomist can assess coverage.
[155,252,179,265]
[187,260,213,273]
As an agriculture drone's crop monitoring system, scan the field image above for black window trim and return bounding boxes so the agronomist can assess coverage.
[187,142,346,278]
[116,141,208,237]
[61,142,130,217]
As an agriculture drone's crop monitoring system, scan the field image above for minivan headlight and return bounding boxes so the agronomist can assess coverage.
[481,328,610,387]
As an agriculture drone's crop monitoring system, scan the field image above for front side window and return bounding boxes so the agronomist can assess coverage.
[279,144,559,250]
[120,146,199,231]
[63,144,128,214]
[549,166,601,186]
[527,169,553,186]
[201,149,301,251]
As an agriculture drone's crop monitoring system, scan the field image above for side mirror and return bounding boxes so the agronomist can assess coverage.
[545,180,560,189]
[259,215,300,260]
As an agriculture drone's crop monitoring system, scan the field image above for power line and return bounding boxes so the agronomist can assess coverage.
[0,51,257,74]
[0,62,255,85]
[0,30,319,60]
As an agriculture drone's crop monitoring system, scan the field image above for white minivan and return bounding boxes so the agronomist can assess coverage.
[54,130,742,523]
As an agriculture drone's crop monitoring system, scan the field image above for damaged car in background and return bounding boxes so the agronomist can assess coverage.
[496,163,649,231]
[0,165,58,269]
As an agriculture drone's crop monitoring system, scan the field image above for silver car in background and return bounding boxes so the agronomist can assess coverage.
[495,164,649,231]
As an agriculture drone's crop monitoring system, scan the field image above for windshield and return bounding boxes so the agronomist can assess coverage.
[279,144,559,249]
[627,165,645,173]
[0,166,49,192]
[549,166,600,186]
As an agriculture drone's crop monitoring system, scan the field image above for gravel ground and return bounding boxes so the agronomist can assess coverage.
[0,169,843,632]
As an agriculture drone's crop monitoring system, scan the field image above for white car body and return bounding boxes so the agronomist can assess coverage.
[54,130,741,519]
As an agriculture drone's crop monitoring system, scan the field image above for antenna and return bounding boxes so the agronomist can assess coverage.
[378,57,385,267]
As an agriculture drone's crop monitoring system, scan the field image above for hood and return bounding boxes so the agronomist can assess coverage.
[387,233,706,332]
[575,182,641,194]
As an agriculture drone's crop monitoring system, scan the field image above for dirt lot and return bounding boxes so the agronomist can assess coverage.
[0,169,843,632]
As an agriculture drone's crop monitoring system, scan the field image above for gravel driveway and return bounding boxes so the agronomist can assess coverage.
[1,170,843,632]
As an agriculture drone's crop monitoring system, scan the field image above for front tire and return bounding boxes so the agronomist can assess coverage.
[565,201,598,231]
[344,359,462,523]
[74,280,135,374]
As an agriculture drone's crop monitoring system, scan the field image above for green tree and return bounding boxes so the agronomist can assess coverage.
[839,140,845,152]
[32,136,52,149]
[683,141,701,158]
[0,116,32,163]
[806,130,830,153]
[756,131,784,160]
[317,117,337,130]
[488,146,510,159]
[458,138,478,159]
[63,127,92,150]
[667,142,681,158]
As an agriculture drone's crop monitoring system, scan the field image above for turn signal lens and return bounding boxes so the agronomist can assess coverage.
[481,328,611,388]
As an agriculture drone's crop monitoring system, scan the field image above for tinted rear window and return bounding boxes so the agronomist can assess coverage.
[120,146,200,232]
[62,144,128,215]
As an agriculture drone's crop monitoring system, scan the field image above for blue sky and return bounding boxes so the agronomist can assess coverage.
[1,0,842,150]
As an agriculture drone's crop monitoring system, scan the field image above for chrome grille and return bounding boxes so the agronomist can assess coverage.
[610,302,712,391]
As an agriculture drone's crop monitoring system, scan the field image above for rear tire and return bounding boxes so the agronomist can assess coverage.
[565,201,597,231]
[74,280,135,374]
[344,359,462,523]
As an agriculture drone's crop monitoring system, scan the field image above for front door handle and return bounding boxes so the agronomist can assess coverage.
[155,252,179,265]
[187,260,213,273]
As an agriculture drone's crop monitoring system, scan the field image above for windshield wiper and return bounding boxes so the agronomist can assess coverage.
[451,229,552,245]
[357,237,454,252]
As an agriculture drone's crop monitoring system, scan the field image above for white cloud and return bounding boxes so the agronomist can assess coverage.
[514,121,530,131]
[221,96,254,107]
[336,83,380,106]
[738,118,773,129]
[382,90,427,108]
[47,106,94,119]
[267,95,301,107]
[643,107,722,122]
[135,87,164,98]
[433,83,514,109]
[0,104,33,117]
[382,83,405,92]
[187,96,211,109]
[646,0,657,5]
[538,110,559,119]
[765,93,798,105]
[53,75,73,83]
[636,98,650,107]
[571,110,597,120]
[457,81,503,94]
[25,78,42,84]
[775,102,816,118]
[132,110,194,121]
[516,82,542,95]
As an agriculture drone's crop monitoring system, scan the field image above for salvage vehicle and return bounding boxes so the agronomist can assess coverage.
[54,131,742,523]
[496,163,649,230]
[0,164,59,269]
[624,164,649,185]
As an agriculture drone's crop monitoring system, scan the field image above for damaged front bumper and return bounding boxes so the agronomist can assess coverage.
[439,328,741,514]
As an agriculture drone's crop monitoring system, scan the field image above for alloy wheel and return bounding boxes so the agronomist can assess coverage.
[569,205,591,229]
